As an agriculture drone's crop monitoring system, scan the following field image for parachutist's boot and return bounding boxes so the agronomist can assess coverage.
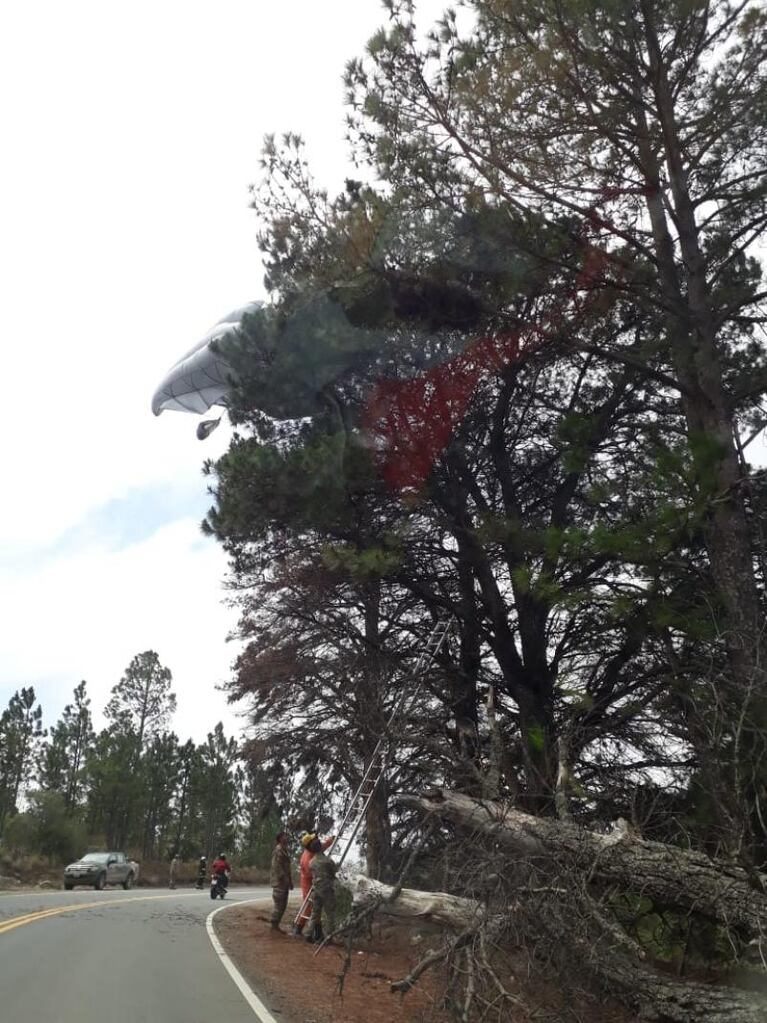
[291,920,304,937]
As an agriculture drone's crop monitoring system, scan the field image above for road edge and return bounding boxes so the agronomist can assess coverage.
[206,898,280,1023]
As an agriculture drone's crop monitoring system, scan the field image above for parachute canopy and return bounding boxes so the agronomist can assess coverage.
[151,302,263,416]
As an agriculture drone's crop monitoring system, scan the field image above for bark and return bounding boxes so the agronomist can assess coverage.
[401,789,767,940]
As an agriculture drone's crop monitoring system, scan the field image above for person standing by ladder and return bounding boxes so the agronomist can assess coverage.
[291,831,334,937]
[306,838,338,944]
[269,831,293,931]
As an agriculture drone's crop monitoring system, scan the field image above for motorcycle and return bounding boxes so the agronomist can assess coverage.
[210,870,229,900]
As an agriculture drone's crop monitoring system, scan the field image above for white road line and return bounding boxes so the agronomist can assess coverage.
[206,898,279,1023]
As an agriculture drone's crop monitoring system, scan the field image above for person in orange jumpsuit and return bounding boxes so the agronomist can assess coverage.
[291,831,335,936]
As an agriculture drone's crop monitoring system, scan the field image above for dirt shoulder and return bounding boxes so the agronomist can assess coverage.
[214,897,636,1023]
[213,897,454,1023]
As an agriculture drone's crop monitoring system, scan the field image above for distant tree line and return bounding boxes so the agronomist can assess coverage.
[0,651,285,867]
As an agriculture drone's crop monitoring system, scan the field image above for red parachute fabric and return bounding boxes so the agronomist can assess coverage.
[365,241,616,491]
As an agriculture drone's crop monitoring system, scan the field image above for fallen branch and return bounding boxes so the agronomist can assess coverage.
[391,927,476,995]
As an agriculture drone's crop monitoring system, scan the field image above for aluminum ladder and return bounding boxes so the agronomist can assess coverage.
[293,615,453,931]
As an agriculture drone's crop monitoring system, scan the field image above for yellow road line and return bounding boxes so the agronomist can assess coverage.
[0,892,204,936]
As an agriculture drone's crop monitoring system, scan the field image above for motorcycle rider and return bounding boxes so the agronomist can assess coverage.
[209,853,230,897]
[212,853,231,892]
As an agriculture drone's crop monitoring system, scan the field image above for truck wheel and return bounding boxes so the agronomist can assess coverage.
[64,883,73,891]
[95,873,107,891]
[122,873,134,890]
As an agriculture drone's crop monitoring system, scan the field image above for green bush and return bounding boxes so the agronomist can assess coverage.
[27,792,87,865]
[2,812,38,857]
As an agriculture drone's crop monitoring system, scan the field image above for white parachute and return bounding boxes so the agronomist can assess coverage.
[151,301,263,417]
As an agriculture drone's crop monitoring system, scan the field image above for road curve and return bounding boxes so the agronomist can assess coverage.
[0,885,271,1022]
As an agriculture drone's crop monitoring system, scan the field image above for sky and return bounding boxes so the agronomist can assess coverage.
[0,0,449,743]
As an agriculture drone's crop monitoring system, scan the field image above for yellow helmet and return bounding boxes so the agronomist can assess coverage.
[300,832,317,849]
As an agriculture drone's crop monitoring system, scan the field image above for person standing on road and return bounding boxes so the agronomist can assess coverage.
[169,853,181,890]
[269,832,293,931]
[307,838,338,945]
[196,855,207,889]
[292,831,335,937]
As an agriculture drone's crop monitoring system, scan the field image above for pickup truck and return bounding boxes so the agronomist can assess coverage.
[63,851,136,891]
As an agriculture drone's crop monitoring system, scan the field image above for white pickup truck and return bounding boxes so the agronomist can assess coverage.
[63,851,136,891]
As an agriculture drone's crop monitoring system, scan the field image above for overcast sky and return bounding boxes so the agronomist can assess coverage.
[0,0,448,743]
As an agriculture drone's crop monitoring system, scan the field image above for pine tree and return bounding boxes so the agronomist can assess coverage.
[0,687,43,835]
[37,681,94,813]
[105,651,176,758]
[342,0,767,845]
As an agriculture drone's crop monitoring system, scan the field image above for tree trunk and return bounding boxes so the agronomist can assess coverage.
[364,776,392,881]
[401,789,767,939]
[637,5,767,777]
[340,871,482,930]
[359,578,393,879]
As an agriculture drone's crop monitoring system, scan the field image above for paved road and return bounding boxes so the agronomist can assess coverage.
[0,885,271,1022]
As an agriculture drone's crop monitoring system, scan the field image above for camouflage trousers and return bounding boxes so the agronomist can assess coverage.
[308,884,336,935]
[271,887,289,925]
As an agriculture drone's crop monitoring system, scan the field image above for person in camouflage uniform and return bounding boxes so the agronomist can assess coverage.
[270,831,294,931]
[195,855,207,889]
[306,838,338,944]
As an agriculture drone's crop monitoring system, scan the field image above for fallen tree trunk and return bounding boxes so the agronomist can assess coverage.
[387,788,767,1022]
[340,871,482,930]
[340,864,766,1022]
[400,789,767,939]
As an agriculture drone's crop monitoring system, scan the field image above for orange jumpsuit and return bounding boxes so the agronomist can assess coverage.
[298,838,334,922]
